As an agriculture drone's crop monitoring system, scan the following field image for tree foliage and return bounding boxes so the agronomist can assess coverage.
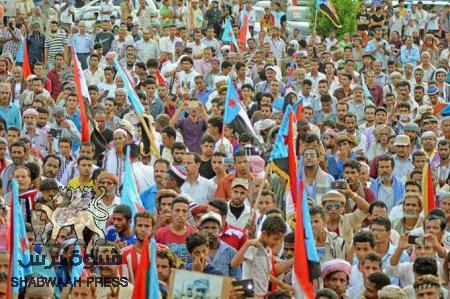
[307,0,359,39]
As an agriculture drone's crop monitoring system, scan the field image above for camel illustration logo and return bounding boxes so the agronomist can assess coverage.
[34,187,109,245]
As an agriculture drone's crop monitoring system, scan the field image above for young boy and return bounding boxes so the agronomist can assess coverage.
[184,232,223,275]
[231,216,287,298]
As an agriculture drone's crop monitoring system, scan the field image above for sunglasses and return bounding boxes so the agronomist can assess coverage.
[325,203,342,210]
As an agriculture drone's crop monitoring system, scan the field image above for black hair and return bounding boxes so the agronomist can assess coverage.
[413,256,438,276]
[186,232,208,253]
[314,289,338,299]
[39,178,59,192]
[201,134,215,145]
[310,206,326,220]
[424,214,446,231]
[171,196,190,208]
[124,143,140,160]
[371,216,391,231]
[113,205,133,220]
[92,168,106,181]
[77,155,93,165]
[376,154,395,169]
[24,162,40,181]
[172,141,187,151]
[366,272,391,291]
[43,154,62,168]
[343,160,361,172]
[208,199,228,217]
[353,231,376,248]
[162,126,177,139]
[369,201,387,215]
[261,216,287,236]
[284,232,295,243]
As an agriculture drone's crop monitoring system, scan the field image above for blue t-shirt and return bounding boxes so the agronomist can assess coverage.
[105,226,137,247]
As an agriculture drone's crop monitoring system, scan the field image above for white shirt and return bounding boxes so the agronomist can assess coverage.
[158,36,183,56]
[83,68,105,86]
[180,175,215,205]
[91,195,121,230]
[135,39,160,64]
[306,72,326,95]
[227,199,252,230]
[175,69,200,94]
[214,137,233,159]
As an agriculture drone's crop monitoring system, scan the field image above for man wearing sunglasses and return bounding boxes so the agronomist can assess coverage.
[322,188,369,246]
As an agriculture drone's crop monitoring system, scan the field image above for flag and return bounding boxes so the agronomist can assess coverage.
[155,70,166,86]
[316,0,342,28]
[441,104,450,117]
[360,72,373,103]
[269,105,298,215]
[222,76,260,145]
[422,162,435,215]
[224,75,240,125]
[122,145,145,220]
[221,19,239,53]
[132,236,159,299]
[6,180,32,298]
[70,242,89,283]
[16,39,32,78]
[292,181,321,299]
[114,59,145,115]
[286,56,296,87]
[239,14,251,46]
[72,51,91,142]
[292,98,303,121]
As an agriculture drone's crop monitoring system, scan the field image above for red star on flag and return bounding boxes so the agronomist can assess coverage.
[20,238,28,252]
[229,98,236,108]
[283,134,289,145]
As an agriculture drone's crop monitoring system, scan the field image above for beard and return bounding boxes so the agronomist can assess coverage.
[404,211,418,219]
[380,173,393,183]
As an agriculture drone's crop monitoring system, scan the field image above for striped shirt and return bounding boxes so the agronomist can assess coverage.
[44,30,68,65]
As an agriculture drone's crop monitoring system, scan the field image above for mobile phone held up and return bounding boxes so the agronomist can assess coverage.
[232,279,255,298]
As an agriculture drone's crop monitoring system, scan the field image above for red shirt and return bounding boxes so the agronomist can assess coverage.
[154,224,195,262]
[219,222,247,250]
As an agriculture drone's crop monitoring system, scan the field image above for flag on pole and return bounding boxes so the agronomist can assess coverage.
[292,180,321,299]
[122,145,145,220]
[292,98,304,121]
[155,70,167,86]
[223,76,260,145]
[360,72,373,103]
[72,51,91,142]
[239,14,251,47]
[70,242,89,282]
[269,105,298,215]
[16,39,32,78]
[132,236,160,299]
[6,180,32,298]
[316,0,342,28]
[114,59,145,115]
[422,162,435,216]
[221,19,239,53]
[224,75,241,125]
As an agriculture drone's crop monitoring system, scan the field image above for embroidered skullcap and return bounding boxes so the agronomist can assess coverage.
[23,108,39,117]
[321,258,352,279]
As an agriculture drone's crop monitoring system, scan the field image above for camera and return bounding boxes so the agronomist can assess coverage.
[232,279,255,298]
[331,181,346,190]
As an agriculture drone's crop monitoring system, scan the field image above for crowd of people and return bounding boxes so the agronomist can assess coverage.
[0,0,449,298]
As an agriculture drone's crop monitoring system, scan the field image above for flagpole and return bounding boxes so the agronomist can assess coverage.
[139,114,160,158]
